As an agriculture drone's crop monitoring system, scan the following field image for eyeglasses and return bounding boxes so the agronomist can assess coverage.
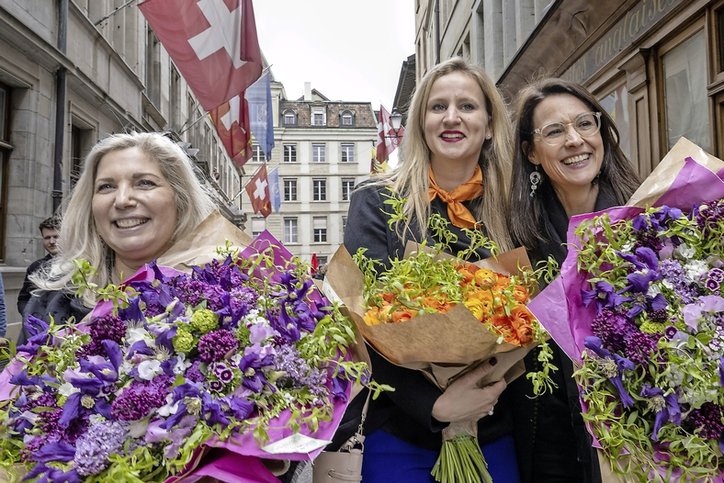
[532,112,602,145]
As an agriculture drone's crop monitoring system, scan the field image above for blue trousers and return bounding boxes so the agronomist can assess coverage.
[362,429,520,482]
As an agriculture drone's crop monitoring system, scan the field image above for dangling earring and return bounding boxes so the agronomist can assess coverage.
[529,166,542,198]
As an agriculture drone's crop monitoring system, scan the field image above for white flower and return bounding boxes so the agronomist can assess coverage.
[58,382,78,397]
[675,243,695,259]
[684,260,708,282]
[157,400,179,417]
[137,359,163,380]
[127,326,154,347]
[173,353,192,375]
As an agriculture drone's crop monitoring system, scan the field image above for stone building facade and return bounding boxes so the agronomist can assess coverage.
[0,0,245,336]
[412,0,723,174]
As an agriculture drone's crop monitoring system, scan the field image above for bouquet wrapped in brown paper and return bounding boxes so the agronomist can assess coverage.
[326,220,554,483]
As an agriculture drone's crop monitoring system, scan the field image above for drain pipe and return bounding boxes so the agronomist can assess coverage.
[52,0,68,213]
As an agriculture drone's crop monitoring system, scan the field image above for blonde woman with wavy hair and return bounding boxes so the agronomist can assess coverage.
[371,56,514,252]
[338,57,520,481]
[21,132,215,342]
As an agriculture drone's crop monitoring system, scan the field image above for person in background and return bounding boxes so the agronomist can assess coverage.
[17,216,61,316]
[340,57,519,481]
[508,77,641,483]
[20,132,215,343]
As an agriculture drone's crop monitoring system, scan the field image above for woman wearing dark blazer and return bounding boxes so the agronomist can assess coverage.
[508,78,641,483]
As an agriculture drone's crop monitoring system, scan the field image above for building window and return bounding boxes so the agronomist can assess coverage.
[312,143,326,163]
[283,178,298,201]
[283,143,297,163]
[251,144,264,162]
[340,143,355,162]
[342,216,348,230]
[318,255,328,266]
[313,178,327,201]
[313,216,327,243]
[283,110,297,126]
[662,29,710,151]
[70,123,93,189]
[313,111,325,126]
[284,217,298,243]
[251,217,265,237]
[341,110,354,126]
[342,178,355,201]
[145,28,161,107]
[598,83,631,161]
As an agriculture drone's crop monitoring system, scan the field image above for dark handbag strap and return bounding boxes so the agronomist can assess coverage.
[339,389,372,451]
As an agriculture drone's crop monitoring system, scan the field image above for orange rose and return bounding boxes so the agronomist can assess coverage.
[508,305,535,345]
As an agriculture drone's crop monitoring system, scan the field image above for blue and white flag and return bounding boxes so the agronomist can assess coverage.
[246,70,275,159]
[268,167,281,213]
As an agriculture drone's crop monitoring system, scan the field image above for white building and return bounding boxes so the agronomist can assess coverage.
[242,81,378,267]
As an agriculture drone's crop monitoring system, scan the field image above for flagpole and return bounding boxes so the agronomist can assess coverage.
[94,0,137,26]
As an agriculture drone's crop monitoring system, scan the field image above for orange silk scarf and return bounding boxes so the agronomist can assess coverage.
[428,165,483,229]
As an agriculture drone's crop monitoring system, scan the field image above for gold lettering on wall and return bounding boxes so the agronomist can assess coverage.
[562,0,678,82]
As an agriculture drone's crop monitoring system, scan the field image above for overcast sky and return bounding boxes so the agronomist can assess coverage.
[253,0,416,111]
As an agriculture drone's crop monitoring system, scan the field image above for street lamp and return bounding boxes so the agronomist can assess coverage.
[389,109,403,135]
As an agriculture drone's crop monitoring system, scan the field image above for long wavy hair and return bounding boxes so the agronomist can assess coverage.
[367,57,514,251]
[34,132,216,305]
[509,78,641,249]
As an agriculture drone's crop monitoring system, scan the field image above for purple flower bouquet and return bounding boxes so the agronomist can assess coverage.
[0,228,375,482]
[530,139,724,482]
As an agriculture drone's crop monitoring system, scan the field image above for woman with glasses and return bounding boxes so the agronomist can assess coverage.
[508,78,640,483]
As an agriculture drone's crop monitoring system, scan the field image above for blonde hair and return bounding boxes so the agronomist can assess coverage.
[369,57,513,251]
[34,132,216,305]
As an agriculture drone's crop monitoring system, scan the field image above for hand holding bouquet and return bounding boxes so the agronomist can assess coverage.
[0,228,378,482]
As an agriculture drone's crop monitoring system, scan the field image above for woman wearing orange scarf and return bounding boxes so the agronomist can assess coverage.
[336,57,519,482]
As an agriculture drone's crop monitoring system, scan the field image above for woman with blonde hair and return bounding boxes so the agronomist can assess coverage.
[338,57,519,481]
[21,132,216,340]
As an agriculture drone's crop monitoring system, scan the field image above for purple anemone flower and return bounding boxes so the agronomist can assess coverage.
[584,336,636,408]
[640,385,681,441]
[17,315,51,355]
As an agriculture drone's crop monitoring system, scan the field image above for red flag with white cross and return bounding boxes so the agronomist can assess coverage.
[245,165,272,217]
[139,0,263,111]
[209,94,253,167]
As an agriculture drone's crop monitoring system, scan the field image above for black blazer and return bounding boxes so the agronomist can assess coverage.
[510,183,619,483]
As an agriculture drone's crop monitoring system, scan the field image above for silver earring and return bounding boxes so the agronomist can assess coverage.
[529,167,541,198]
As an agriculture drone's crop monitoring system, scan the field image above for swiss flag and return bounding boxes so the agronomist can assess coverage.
[139,0,263,111]
[209,94,252,167]
[375,105,404,163]
[245,165,272,217]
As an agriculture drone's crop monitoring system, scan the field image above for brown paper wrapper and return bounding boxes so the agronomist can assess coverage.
[326,243,537,389]
[158,211,253,271]
[627,137,724,208]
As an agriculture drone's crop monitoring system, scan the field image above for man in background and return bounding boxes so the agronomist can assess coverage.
[17,216,60,315]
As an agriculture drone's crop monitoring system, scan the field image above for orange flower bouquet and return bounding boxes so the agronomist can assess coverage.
[326,212,554,483]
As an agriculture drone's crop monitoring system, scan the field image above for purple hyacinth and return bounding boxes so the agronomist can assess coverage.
[73,420,126,476]
[591,309,636,353]
[111,375,171,421]
[185,360,205,383]
[685,402,723,440]
[197,329,238,362]
[172,277,208,307]
[274,345,327,395]
[77,314,127,358]
[623,330,660,364]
